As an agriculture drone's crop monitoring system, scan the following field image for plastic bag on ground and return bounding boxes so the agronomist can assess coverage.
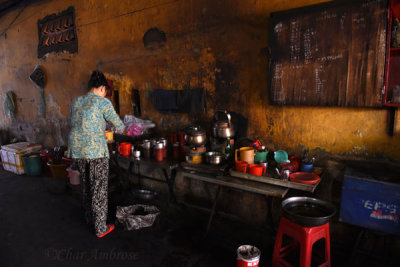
[116,205,160,230]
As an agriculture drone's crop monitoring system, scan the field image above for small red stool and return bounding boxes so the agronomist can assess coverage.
[272,216,331,267]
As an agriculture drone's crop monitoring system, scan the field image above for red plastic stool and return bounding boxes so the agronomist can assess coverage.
[272,216,331,267]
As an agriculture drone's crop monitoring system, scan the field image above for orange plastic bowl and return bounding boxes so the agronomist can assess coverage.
[289,172,320,185]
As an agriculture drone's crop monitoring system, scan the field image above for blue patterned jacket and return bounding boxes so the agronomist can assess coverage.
[68,92,124,159]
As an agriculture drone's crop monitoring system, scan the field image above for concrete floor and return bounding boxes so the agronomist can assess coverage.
[0,168,270,267]
[0,168,399,267]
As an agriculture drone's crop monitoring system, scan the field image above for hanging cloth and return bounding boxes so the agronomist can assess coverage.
[3,91,15,118]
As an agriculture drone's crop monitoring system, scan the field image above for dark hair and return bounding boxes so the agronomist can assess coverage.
[88,70,109,90]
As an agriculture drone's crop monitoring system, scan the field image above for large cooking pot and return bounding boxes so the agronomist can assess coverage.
[282,197,336,226]
[184,126,207,146]
[213,110,235,138]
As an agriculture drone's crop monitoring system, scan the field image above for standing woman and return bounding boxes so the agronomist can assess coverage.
[68,70,124,238]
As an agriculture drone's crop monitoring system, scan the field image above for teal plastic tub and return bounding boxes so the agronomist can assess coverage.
[22,153,43,176]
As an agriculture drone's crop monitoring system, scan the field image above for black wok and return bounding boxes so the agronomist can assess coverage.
[282,196,336,226]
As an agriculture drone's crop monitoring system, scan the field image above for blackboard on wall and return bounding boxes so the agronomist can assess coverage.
[268,0,387,107]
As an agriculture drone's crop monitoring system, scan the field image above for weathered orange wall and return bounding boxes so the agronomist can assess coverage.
[0,0,399,160]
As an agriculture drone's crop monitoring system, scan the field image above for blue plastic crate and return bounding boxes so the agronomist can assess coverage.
[340,173,400,235]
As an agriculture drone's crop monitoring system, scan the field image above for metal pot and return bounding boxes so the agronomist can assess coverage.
[204,151,224,165]
[213,111,235,138]
[159,137,168,148]
[282,197,336,226]
[184,126,207,146]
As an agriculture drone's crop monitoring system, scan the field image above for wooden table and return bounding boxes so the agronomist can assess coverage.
[180,165,321,233]
[181,169,290,233]
[112,155,321,232]
[229,169,320,193]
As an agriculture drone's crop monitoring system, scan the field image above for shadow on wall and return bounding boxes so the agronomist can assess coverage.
[0,129,12,146]
[8,118,70,148]
[6,93,71,148]
[1,118,69,149]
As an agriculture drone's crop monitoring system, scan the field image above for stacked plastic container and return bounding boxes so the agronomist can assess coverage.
[0,142,42,174]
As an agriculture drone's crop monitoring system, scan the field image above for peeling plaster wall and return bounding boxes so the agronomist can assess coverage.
[0,0,399,160]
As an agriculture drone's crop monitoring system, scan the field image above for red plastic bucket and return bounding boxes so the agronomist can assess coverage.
[237,245,260,267]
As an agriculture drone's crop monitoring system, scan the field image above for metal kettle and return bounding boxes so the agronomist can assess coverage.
[213,110,235,138]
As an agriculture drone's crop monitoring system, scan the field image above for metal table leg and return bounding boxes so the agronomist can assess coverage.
[349,228,365,267]
[111,155,131,191]
[133,161,142,188]
[265,195,277,234]
[206,185,221,234]
[162,168,177,203]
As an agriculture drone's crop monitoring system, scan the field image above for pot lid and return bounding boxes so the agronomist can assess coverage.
[185,126,206,136]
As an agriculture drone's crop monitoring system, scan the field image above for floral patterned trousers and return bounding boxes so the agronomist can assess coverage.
[76,158,109,236]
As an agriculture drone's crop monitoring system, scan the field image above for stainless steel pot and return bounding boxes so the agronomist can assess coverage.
[184,126,207,146]
[204,151,224,165]
[159,137,167,148]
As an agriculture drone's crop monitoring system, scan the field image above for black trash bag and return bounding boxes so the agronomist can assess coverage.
[116,205,160,230]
